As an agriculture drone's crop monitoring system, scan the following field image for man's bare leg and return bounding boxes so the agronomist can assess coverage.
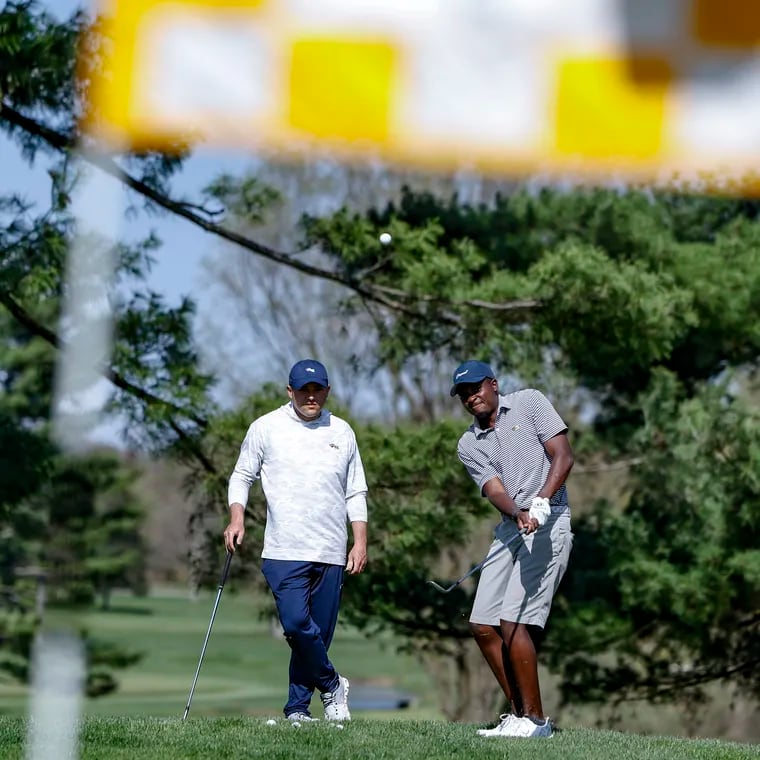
[500,620,543,719]
[470,622,521,715]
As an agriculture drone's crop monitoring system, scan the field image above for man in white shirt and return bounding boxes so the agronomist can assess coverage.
[224,359,368,723]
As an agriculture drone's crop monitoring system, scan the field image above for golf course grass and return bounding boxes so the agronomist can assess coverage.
[0,588,758,758]
[0,585,436,720]
[1,715,759,760]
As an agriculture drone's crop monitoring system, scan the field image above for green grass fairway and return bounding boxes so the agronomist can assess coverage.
[0,716,758,760]
[2,588,758,756]
[0,587,437,720]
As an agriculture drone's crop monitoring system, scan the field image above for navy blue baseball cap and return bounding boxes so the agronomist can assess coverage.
[288,359,329,389]
[449,360,495,396]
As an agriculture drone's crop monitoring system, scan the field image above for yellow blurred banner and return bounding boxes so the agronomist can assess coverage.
[87,0,760,190]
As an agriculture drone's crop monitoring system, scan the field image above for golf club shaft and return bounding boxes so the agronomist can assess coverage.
[182,551,233,721]
[430,528,527,593]
[457,537,512,583]
[448,529,521,587]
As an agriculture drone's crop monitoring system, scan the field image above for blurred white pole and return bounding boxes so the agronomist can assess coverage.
[25,632,85,760]
[52,153,122,452]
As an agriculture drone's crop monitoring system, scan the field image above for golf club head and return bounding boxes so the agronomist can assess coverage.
[427,579,457,594]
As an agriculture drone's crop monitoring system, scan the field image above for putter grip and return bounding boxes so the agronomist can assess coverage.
[218,551,233,587]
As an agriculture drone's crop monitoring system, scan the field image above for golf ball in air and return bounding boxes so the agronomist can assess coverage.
[379,232,392,245]
[266,719,277,726]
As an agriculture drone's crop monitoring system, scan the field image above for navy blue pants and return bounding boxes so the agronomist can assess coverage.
[261,559,343,717]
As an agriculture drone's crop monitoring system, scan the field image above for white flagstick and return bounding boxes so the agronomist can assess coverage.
[25,632,85,760]
[52,152,122,452]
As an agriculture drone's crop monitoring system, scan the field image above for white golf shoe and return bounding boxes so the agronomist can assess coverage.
[321,675,351,721]
[506,716,553,738]
[286,712,318,725]
[477,713,522,736]
[478,713,553,738]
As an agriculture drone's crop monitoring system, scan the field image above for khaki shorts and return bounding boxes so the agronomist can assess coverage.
[469,512,573,629]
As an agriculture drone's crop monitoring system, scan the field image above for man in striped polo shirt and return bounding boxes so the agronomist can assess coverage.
[450,360,574,739]
[224,359,368,724]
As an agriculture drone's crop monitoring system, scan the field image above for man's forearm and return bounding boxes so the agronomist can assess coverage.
[350,520,367,549]
[483,478,521,519]
[229,502,245,524]
[537,452,574,500]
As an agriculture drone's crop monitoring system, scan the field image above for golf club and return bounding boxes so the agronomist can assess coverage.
[428,528,527,593]
[182,550,233,721]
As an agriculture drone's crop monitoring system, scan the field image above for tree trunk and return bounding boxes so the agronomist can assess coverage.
[100,582,111,610]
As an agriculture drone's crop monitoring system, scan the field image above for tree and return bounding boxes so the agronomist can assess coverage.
[198,168,480,421]
[196,179,760,720]
[293,187,760,721]
[33,451,148,610]
[0,0,212,694]
[546,371,760,710]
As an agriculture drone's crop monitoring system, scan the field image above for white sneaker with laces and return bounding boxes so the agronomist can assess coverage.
[506,716,553,738]
[286,712,318,724]
[321,675,351,721]
[477,713,521,737]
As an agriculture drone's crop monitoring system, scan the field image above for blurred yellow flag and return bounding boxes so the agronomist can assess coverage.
[86,0,760,192]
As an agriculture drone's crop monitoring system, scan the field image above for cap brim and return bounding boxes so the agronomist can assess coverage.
[290,380,328,390]
[450,374,490,397]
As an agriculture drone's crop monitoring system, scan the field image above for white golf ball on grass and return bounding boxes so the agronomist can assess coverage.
[266,719,277,726]
[379,232,392,245]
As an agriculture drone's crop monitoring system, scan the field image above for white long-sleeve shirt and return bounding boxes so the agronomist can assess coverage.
[228,403,368,565]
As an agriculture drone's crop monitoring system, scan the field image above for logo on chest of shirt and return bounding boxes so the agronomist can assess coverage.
[329,442,340,450]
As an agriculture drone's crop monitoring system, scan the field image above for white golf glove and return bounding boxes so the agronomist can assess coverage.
[529,496,551,526]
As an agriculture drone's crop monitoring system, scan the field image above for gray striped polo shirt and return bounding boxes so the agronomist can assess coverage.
[457,389,570,515]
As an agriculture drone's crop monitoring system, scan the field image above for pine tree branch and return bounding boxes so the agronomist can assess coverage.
[0,102,540,323]
[0,286,219,474]
[166,418,218,476]
[0,287,208,429]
